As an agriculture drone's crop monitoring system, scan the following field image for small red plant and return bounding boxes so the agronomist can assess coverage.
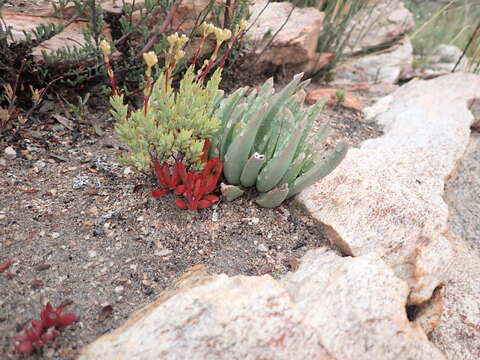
[13,301,77,355]
[152,157,223,210]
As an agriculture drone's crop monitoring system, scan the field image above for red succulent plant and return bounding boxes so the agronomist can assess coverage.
[151,157,223,210]
[13,301,77,355]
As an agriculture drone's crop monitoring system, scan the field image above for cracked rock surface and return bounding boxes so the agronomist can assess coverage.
[78,249,444,360]
[298,73,480,305]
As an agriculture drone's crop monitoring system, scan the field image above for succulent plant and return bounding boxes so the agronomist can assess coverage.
[211,73,348,208]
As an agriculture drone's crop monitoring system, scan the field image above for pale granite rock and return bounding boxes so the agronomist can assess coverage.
[424,134,480,360]
[79,250,445,360]
[346,0,414,53]
[334,37,413,84]
[298,73,480,304]
[283,249,445,360]
[78,265,333,360]
[247,0,324,68]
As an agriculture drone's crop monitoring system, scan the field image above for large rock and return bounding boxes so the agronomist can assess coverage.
[297,73,480,304]
[346,0,414,53]
[282,250,445,360]
[334,36,413,84]
[425,134,480,360]
[79,249,444,360]
[78,264,333,360]
[247,0,324,69]
[426,244,480,360]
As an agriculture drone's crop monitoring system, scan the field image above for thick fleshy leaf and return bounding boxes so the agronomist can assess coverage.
[174,184,186,195]
[55,313,76,327]
[240,152,266,187]
[15,341,33,354]
[287,142,348,198]
[176,199,187,209]
[223,104,268,184]
[151,189,168,198]
[255,183,290,208]
[220,183,244,202]
[152,161,168,188]
[256,112,307,193]
[202,194,219,204]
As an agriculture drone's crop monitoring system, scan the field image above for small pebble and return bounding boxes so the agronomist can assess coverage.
[4,146,16,160]
[114,286,124,293]
[88,250,97,258]
[51,232,60,239]
[155,249,172,257]
[258,244,268,252]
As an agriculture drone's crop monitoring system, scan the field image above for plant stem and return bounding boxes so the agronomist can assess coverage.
[138,0,183,59]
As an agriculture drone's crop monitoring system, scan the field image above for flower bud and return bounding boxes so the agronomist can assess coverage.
[99,39,111,56]
[143,51,158,68]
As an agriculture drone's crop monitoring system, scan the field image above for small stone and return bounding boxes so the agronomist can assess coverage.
[123,167,133,175]
[34,160,46,170]
[73,175,91,189]
[155,249,173,257]
[51,232,60,239]
[258,244,268,252]
[114,286,124,293]
[35,264,51,271]
[137,216,144,222]
[88,250,97,258]
[31,280,44,289]
[4,146,16,160]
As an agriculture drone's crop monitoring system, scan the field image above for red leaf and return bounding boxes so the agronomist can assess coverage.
[161,164,171,188]
[14,333,28,342]
[15,341,33,354]
[174,184,186,195]
[175,199,187,209]
[198,199,213,209]
[55,313,76,327]
[151,189,168,198]
[41,328,59,342]
[168,163,181,189]
[188,199,198,210]
[203,194,219,203]
[193,178,203,199]
[152,160,167,188]
[177,162,188,184]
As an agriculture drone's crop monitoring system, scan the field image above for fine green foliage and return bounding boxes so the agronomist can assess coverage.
[211,73,348,208]
[111,66,222,172]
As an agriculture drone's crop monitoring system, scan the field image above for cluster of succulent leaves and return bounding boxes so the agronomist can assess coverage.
[111,66,223,172]
[13,301,77,355]
[210,73,348,208]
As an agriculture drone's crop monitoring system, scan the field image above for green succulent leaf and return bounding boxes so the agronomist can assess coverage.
[288,142,348,198]
[256,111,307,193]
[255,183,290,208]
[223,104,268,185]
[240,152,266,188]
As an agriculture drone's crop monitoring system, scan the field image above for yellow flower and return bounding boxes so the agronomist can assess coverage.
[175,50,186,63]
[239,19,249,31]
[100,39,111,56]
[200,23,216,38]
[143,51,158,68]
[177,34,189,48]
[213,28,232,47]
[167,33,180,48]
